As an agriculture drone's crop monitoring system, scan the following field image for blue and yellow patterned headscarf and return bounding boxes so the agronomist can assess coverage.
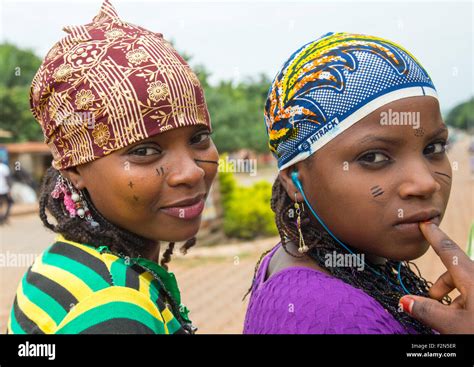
[265,32,437,170]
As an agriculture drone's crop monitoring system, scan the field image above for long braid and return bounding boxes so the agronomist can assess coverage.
[161,242,175,270]
[38,166,197,329]
[180,237,196,255]
[38,171,56,232]
[248,178,451,334]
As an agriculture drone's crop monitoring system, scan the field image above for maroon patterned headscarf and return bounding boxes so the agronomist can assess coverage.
[30,0,211,169]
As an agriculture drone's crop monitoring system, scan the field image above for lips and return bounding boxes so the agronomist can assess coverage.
[160,193,206,220]
[394,209,441,225]
[393,209,441,236]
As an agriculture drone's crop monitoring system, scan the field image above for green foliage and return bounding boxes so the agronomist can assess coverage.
[184,51,271,154]
[218,154,237,210]
[0,86,44,142]
[218,161,277,239]
[0,42,41,88]
[223,180,277,239]
[204,75,270,154]
[0,42,43,142]
[445,97,474,131]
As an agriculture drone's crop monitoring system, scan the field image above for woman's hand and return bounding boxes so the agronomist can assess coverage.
[399,222,474,334]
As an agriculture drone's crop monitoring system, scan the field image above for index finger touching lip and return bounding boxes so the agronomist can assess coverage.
[419,221,472,283]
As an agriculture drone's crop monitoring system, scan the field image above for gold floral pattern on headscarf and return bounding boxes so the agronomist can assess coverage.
[75,90,95,110]
[126,48,150,65]
[92,123,110,147]
[30,0,210,170]
[46,44,62,62]
[147,81,169,102]
[52,63,73,82]
[104,28,125,39]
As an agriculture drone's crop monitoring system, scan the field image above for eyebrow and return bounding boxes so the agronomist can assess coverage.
[356,135,401,146]
[356,124,448,146]
[426,124,449,140]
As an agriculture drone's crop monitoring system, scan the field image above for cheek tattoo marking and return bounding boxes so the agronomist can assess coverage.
[155,167,164,176]
[434,171,452,184]
[128,181,134,189]
[133,195,139,202]
[194,159,219,165]
[370,185,385,198]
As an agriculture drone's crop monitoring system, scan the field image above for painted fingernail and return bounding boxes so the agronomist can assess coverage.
[419,221,430,229]
[420,221,436,228]
[399,296,415,314]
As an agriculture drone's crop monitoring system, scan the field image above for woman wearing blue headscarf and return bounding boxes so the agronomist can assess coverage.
[244,32,473,334]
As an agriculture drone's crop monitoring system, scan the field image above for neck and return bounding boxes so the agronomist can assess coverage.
[365,252,387,265]
[286,234,388,265]
[142,241,161,263]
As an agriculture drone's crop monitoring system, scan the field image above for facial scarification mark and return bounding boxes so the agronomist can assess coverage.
[194,159,219,165]
[434,171,451,184]
[414,127,425,137]
[370,185,384,198]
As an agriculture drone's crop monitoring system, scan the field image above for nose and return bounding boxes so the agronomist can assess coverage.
[166,153,205,188]
[397,160,441,200]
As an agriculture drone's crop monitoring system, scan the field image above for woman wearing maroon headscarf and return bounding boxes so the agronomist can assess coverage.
[8,0,218,334]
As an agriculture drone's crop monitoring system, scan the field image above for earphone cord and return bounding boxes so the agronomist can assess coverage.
[294,178,411,295]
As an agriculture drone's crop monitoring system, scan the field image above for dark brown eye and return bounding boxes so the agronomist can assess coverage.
[191,131,210,144]
[359,152,390,164]
[424,142,447,155]
[130,147,161,156]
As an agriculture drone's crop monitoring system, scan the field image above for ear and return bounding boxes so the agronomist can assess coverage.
[60,166,87,190]
[278,164,304,203]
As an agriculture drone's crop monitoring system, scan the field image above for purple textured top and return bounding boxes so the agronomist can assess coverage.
[243,244,417,334]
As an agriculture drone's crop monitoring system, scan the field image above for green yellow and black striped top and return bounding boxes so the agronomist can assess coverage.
[7,235,189,334]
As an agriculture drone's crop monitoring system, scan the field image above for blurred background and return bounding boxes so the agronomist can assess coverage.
[0,0,472,333]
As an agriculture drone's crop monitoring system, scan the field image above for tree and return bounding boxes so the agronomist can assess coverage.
[0,43,43,142]
[180,46,271,153]
[205,75,271,153]
[0,86,44,141]
[445,97,473,131]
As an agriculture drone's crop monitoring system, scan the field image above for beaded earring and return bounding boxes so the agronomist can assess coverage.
[51,175,99,228]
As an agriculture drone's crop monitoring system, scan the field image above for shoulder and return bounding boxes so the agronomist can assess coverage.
[8,236,183,334]
[244,267,405,334]
[41,236,114,290]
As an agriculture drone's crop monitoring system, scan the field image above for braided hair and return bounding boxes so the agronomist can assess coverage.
[246,177,451,334]
[39,166,197,332]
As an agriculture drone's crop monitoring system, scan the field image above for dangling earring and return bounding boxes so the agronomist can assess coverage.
[294,192,308,253]
[51,175,99,228]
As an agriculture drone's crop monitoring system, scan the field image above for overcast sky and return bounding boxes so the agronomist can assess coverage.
[1,0,472,111]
